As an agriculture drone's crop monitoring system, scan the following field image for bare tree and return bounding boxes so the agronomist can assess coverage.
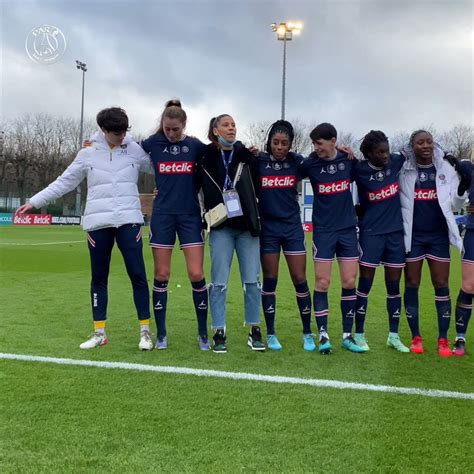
[241,121,271,150]
[390,131,411,153]
[338,130,362,159]
[288,118,312,156]
[440,124,473,160]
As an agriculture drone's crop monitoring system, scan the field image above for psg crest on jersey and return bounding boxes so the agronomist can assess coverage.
[338,163,345,170]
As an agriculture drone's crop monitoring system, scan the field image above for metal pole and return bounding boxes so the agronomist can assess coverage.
[281,34,287,120]
[75,69,85,216]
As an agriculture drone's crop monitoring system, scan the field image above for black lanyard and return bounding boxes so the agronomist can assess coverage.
[220,149,235,190]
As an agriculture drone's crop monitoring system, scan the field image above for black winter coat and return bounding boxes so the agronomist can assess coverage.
[199,142,261,236]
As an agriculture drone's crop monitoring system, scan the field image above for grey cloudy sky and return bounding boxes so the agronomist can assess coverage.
[1,0,472,143]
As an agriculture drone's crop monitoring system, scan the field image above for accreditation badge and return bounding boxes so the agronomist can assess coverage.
[223,190,243,218]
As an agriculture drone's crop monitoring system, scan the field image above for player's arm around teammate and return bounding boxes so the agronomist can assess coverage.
[141,100,209,351]
[352,131,409,353]
[257,120,315,351]
[198,114,263,353]
[399,130,464,356]
[16,108,153,351]
[299,123,360,354]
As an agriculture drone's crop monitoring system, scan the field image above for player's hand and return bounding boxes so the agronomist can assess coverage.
[443,153,459,170]
[338,144,354,160]
[153,187,158,198]
[15,203,33,215]
[248,145,260,157]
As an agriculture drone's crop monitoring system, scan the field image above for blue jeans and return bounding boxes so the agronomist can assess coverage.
[209,227,261,329]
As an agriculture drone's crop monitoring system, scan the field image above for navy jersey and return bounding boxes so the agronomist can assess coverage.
[412,163,448,234]
[354,153,404,235]
[141,133,206,215]
[459,160,474,229]
[300,151,356,232]
[257,152,302,223]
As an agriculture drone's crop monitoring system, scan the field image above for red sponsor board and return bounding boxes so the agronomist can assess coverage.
[303,223,313,232]
[13,214,52,225]
[158,162,193,174]
[261,175,296,188]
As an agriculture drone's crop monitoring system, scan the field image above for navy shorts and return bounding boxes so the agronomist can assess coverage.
[358,231,405,268]
[260,218,306,255]
[150,213,203,250]
[312,227,358,262]
[462,228,474,264]
[406,230,450,263]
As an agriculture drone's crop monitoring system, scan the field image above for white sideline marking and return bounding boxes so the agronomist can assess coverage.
[0,240,83,246]
[1,352,473,400]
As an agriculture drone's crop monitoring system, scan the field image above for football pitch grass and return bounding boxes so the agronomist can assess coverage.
[1,226,473,472]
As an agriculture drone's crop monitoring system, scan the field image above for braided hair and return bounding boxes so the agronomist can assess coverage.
[409,129,432,147]
[265,120,295,154]
[359,130,389,159]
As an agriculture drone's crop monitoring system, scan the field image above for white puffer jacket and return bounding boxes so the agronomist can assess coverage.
[29,131,153,231]
[399,144,465,252]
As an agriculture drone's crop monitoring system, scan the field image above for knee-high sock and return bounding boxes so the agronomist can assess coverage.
[355,277,373,333]
[153,279,168,338]
[435,287,451,339]
[341,288,357,334]
[455,289,473,339]
[404,286,420,337]
[313,291,329,334]
[262,278,277,335]
[192,279,208,337]
[386,280,402,333]
[294,281,312,334]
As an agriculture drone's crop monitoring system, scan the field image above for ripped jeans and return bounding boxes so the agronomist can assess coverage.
[208,227,261,329]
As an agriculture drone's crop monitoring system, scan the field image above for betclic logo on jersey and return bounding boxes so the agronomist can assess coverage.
[367,182,399,202]
[158,162,193,174]
[261,175,296,188]
[415,188,438,201]
[317,179,350,195]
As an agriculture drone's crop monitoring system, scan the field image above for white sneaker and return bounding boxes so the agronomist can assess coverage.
[139,330,153,351]
[79,332,108,349]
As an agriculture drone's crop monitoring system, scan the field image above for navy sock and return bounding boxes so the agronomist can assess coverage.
[355,277,373,333]
[341,288,357,334]
[404,286,420,337]
[294,281,312,334]
[153,279,168,338]
[262,278,277,335]
[435,287,451,339]
[313,290,329,333]
[455,289,473,338]
[192,279,208,338]
[386,280,402,333]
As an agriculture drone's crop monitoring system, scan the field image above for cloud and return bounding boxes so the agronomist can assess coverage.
[1,0,472,143]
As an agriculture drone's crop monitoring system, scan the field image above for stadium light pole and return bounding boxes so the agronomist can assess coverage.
[75,60,87,216]
[271,21,303,120]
